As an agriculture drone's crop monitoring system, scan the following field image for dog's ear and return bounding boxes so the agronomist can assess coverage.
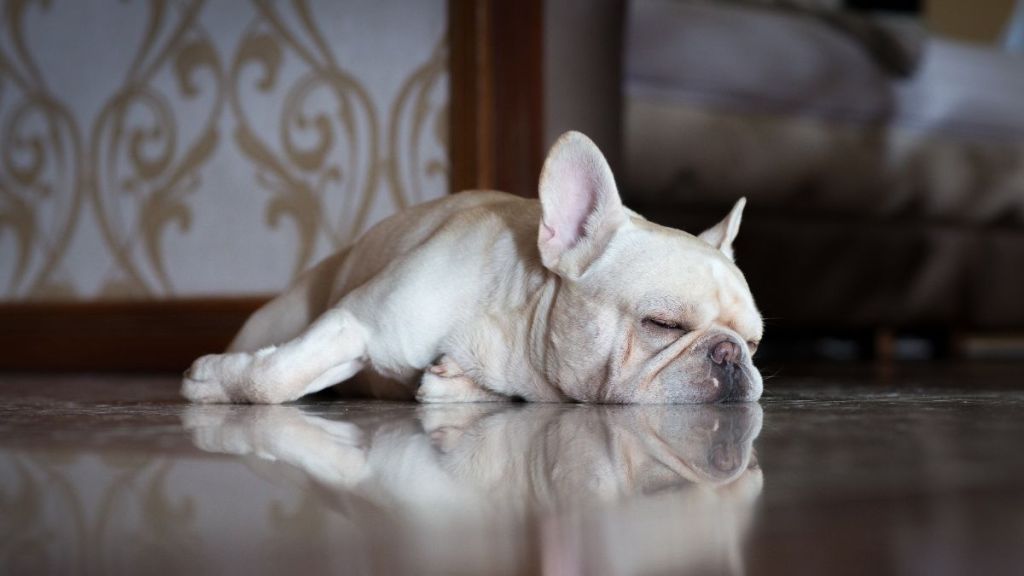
[538,131,627,278]
[699,198,746,261]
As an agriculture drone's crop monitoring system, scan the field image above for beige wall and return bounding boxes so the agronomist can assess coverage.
[927,0,1017,43]
[0,0,448,301]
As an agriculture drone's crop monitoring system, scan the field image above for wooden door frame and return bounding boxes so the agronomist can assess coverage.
[449,0,544,197]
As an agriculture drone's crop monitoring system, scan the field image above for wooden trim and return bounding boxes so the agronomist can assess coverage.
[0,298,268,372]
[449,0,544,197]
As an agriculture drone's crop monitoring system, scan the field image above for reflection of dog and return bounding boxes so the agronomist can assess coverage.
[184,403,763,575]
[183,131,762,404]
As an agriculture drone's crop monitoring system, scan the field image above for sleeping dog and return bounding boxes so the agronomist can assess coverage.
[183,132,762,404]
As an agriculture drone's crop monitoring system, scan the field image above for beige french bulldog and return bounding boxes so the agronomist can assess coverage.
[182,131,763,404]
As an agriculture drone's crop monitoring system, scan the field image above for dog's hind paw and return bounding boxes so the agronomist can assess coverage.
[417,371,508,403]
[428,355,465,378]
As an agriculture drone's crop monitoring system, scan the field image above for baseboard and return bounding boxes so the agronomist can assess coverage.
[0,298,269,372]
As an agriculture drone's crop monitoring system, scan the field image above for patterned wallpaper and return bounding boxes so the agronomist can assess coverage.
[0,0,449,301]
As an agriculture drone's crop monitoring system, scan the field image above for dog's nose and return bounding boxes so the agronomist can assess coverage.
[710,340,740,366]
[710,441,742,475]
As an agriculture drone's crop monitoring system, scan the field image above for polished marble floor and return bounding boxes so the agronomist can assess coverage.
[1,366,1023,575]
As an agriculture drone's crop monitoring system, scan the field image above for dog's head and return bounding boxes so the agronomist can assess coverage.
[537,132,763,403]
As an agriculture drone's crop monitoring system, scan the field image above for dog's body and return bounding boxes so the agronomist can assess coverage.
[183,132,763,404]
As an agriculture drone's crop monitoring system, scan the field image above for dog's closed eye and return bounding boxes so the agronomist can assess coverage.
[643,317,689,332]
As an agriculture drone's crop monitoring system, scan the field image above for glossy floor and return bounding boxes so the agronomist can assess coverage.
[1,366,1023,575]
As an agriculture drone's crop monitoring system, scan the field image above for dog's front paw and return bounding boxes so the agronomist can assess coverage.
[180,404,235,430]
[182,374,230,404]
[181,353,245,403]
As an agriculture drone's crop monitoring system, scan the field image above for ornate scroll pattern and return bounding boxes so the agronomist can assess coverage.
[0,452,203,574]
[0,0,84,298]
[230,0,380,278]
[0,0,223,298]
[90,0,224,296]
[387,37,449,209]
[0,0,448,300]
[0,456,65,572]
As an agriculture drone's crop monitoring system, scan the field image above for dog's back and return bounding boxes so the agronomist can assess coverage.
[229,191,529,353]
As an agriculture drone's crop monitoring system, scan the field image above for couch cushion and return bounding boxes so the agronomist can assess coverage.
[624,0,1024,227]
[627,0,897,122]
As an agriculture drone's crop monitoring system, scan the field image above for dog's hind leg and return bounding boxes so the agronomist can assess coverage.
[182,307,368,404]
[228,248,349,353]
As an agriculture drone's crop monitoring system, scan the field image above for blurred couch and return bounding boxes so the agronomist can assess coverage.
[609,0,1024,331]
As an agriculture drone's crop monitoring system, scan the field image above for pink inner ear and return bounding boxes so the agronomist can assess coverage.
[547,168,598,250]
[539,222,557,244]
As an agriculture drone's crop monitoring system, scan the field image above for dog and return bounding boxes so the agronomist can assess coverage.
[183,402,763,574]
[182,131,763,404]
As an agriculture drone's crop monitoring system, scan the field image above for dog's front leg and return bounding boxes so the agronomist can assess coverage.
[182,308,367,404]
[182,405,369,486]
